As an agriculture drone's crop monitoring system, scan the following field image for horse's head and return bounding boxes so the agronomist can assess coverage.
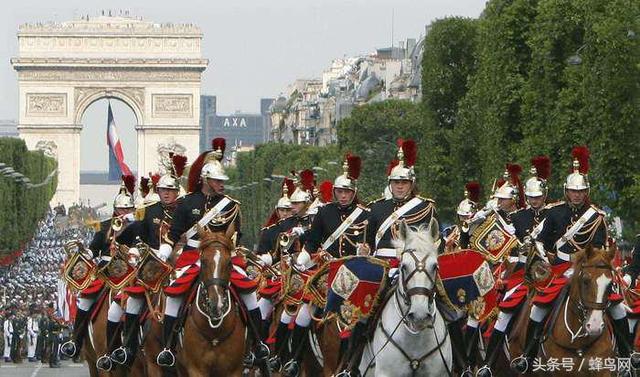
[393,218,441,332]
[197,229,234,321]
[570,244,615,337]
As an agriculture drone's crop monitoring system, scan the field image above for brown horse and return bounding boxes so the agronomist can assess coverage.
[510,245,616,377]
[173,230,248,376]
[82,290,128,377]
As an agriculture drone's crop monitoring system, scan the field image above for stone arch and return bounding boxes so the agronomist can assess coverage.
[74,87,144,126]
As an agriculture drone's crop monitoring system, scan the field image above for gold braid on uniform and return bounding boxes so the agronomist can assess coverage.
[205,205,240,231]
[569,214,604,250]
[390,202,435,240]
[338,219,368,256]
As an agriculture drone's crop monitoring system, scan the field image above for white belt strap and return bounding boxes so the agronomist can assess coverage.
[375,197,422,248]
[374,248,398,258]
[555,207,597,251]
[530,218,545,239]
[184,197,231,241]
[321,207,364,250]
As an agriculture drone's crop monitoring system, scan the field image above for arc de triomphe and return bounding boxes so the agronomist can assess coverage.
[11,15,208,207]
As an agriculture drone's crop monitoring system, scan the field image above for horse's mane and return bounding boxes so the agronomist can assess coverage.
[198,230,234,252]
[393,222,440,257]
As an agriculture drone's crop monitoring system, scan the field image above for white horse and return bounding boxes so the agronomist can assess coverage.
[360,218,452,377]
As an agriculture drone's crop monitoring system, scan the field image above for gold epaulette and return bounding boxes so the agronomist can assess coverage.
[357,203,371,211]
[134,206,146,221]
[225,195,241,205]
[590,204,607,216]
[367,197,386,206]
[417,195,435,203]
[86,220,101,232]
[544,201,564,210]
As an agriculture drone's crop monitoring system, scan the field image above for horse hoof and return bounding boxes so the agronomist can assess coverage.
[111,347,128,365]
[475,365,492,377]
[96,355,113,371]
[156,348,176,367]
[60,341,77,358]
[510,356,529,374]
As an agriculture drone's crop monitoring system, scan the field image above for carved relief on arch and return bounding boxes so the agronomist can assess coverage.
[74,87,145,124]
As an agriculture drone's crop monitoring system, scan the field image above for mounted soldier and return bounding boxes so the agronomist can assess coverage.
[61,175,137,359]
[155,138,268,368]
[475,156,551,377]
[510,146,640,374]
[443,181,481,254]
[282,154,370,377]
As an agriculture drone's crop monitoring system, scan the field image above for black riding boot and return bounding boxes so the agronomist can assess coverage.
[612,317,640,370]
[446,319,469,374]
[510,320,544,374]
[96,320,119,371]
[476,330,505,377]
[244,308,270,366]
[269,322,291,371]
[60,308,90,358]
[111,313,139,365]
[282,325,308,377]
[156,315,177,367]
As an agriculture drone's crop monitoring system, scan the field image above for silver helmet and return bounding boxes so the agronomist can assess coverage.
[457,181,480,217]
[387,139,417,182]
[524,155,551,198]
[157,154,187,190]
[564,146,590,191]
[114,175,135,209]
[289,169,314,203]
[333,154,361,192]
[275,178,294,209]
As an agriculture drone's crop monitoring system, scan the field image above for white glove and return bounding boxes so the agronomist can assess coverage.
[123,213,135,222]
[157,244,172,262]
[505,224,515,235]
[296,250,311,268]
[291,227,305,237]
[388,267,399,279]
[258,253,273,267]
[623,274,632,287]
[128,247,140,259]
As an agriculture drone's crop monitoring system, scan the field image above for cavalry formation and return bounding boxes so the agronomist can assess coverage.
[59,137,640,377]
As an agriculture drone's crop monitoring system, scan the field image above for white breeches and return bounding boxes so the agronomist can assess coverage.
[125,296,144,315]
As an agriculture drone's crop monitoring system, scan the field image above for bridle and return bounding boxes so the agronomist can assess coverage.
[397,248,438,309]
[197,240,233,329]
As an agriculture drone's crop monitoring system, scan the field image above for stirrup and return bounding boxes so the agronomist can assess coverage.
[510,355,529,373]
[475,365,492,377]
[243,352,256,368]
[156,348,176,367]
[335,370,352,377]
[254,341,270,360]
[60,340,77,357]
[111,346,128,365]
[282,359,300,377]
[96,354,113,371]
[630,350,640,369]
[268,355,282,371]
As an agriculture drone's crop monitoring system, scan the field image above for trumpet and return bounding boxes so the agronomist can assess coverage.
[112,217,124,232]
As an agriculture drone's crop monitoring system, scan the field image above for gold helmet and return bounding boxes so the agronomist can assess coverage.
[334,154,362,192]
[289,169,314,203]
[157,154,187,190]
[524,155,551,198]
[387,139,417,181]
[457,181,480,217]
[114,175,135,209]
[276,178,295,209]
[564,146,590,191]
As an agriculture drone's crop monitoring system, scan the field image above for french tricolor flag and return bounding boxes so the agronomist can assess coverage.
[107,102,132,181]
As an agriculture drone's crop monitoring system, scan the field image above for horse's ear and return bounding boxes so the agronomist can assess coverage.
[196,224,206,238]
[428,217,440,243]
[585,244,594,260]
[398,220,410,242]
[607,240,617,262]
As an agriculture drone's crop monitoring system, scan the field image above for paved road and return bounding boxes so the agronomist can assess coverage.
[0,360,89,376]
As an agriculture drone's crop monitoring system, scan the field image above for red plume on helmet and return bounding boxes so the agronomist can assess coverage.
[140,177,150,197]
[172,155,188,178]
[318,180,334,203]
[386,159,399,175]
[465,181,481,203]
[212,138,226,153]
[346,154,362,180]
[531,155,551,180]
[402,139,417,167]
[571,146,590,174]
[150,173,161,187]
[506,163,525,209]
[122,174,136,195]
[299,169,315,192]
[282,178,295,196]
[188,151,207,193]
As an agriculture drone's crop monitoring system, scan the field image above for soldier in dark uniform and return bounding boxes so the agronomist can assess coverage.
[61,176,137,359]
[106,155,186,367]
[624,235,640,287]
[476,157,551,377]
[443,182,481,254]
[43,303,61,368]
[511,147,640,375]
[366,140,437,274]
[283,156,369,377]
[155,138,267,367]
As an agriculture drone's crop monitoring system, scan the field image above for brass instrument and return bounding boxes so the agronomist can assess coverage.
[111,216,124,232]
[134,241,173,293]
[61,240,96,291]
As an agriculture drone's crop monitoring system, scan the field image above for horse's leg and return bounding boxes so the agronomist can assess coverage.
[318,319,340,376]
